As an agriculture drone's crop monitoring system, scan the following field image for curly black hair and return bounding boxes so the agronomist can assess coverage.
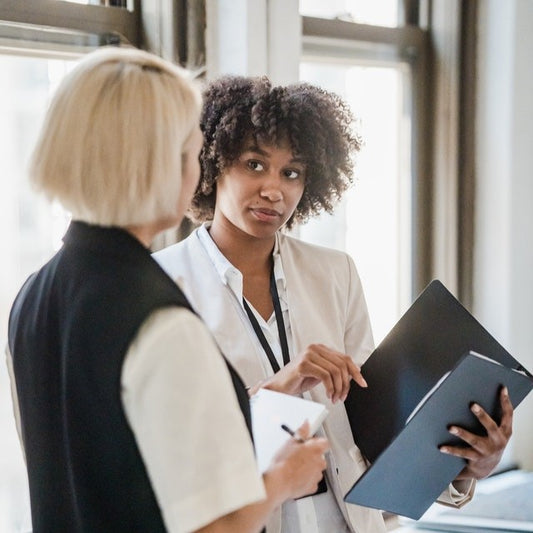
[189,75,361,228]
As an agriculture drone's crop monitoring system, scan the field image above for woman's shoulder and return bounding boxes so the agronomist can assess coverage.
[278,232,354,264]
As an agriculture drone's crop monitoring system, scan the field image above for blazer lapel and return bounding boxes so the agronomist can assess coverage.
[279,234,346,357]
[178,234,273,386]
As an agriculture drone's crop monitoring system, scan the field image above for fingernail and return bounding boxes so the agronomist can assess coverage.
[449,426,459,435]
[503,386,509,397]
[440,446,450,454]
[361,378,368,388]
[472,403,481,414]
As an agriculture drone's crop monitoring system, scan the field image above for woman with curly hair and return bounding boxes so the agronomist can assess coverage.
[191,76,358,228]
[154,75,509,532]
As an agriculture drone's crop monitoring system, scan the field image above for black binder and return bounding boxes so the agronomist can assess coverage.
[343,280,533,520]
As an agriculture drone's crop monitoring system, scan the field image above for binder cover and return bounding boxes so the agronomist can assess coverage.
[344,351,533,519]
[344,280,531,464]
[343,279,533,519]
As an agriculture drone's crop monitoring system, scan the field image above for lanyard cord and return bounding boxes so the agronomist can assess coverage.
[242,268,290,373]
[243,268,329,497]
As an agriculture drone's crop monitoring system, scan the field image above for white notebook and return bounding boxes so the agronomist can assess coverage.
[250,388,329,472]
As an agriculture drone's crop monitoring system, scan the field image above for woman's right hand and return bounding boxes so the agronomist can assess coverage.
[263,420,330,501]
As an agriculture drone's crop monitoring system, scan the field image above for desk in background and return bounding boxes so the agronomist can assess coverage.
[389,469,533,532]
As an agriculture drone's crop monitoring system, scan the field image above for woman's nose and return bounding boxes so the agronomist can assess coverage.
[259,172,283,202]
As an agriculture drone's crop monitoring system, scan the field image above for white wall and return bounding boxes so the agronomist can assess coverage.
[474,0,533,469]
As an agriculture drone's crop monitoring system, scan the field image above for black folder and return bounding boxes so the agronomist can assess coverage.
[343,280,533,520]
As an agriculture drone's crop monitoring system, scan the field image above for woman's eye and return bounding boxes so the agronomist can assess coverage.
[247,160,264,172]
[284,169,300,179]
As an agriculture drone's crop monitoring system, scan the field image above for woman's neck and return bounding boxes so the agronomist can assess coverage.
[125,216,176,248]
[208,220,274,277]
[125,224,157,248]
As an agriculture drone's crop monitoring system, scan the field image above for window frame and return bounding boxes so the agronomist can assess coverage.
[0,0,141,53]
[301,14,433,299]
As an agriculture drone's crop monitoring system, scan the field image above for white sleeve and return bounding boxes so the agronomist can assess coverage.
[437,478,476,508]
[121,307,266,533]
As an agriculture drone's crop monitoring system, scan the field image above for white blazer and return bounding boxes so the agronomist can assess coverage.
[154,228,387,533]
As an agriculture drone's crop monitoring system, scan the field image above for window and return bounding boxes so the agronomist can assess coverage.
[0,1,139,52]
[300,0,400,27]
[0,52,78,532]
[297,1,430,342]
[298,61,411,343]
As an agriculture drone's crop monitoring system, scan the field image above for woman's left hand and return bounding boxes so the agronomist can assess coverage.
[439,386,513,480]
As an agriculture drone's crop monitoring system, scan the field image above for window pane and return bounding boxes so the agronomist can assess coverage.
[0,54,76,531]
[298,61,412,343]
[300,0,399,28]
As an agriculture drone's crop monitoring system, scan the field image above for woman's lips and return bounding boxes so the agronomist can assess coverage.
[251,207,281,222]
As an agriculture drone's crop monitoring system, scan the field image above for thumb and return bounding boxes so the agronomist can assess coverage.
[295,419,311,441]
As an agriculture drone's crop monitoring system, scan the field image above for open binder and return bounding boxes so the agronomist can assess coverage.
[343,280,533,520]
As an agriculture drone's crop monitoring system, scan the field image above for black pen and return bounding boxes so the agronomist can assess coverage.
[281,423,305,443]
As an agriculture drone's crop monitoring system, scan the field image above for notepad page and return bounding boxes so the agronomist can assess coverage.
[250,388,328,472]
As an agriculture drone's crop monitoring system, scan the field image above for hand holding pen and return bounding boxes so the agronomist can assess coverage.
[281,423,306,443]
[267,420,329,500]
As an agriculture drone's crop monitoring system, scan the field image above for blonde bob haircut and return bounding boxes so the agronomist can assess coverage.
[30,46,201,227]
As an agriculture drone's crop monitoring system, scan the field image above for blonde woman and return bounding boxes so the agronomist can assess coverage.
[6,48,328,533]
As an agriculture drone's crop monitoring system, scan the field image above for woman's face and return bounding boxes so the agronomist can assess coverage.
[212,139,306,240]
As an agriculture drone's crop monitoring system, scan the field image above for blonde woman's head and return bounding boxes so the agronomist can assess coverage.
[30,46,202,227]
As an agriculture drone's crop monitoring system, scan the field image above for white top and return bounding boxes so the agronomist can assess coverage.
[7,306,266,533]
[197,224,350,533]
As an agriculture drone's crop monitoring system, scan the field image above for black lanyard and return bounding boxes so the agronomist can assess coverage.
[242,268,290,373]
[244,269,329,497]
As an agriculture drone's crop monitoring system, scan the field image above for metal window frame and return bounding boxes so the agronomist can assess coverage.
[301,15,433,299]
[457,0,477,310]
[0,0,141,56]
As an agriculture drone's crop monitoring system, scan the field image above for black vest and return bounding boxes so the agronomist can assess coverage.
[8,221,252,533]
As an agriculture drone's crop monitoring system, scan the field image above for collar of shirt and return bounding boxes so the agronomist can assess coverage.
[196,223,288,318]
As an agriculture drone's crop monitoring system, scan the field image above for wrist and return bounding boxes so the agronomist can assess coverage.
[248,378,268,397]
[262,464,291,508]
[250,376,284,395]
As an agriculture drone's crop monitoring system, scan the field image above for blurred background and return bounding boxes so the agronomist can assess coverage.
[1,1,531,531]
